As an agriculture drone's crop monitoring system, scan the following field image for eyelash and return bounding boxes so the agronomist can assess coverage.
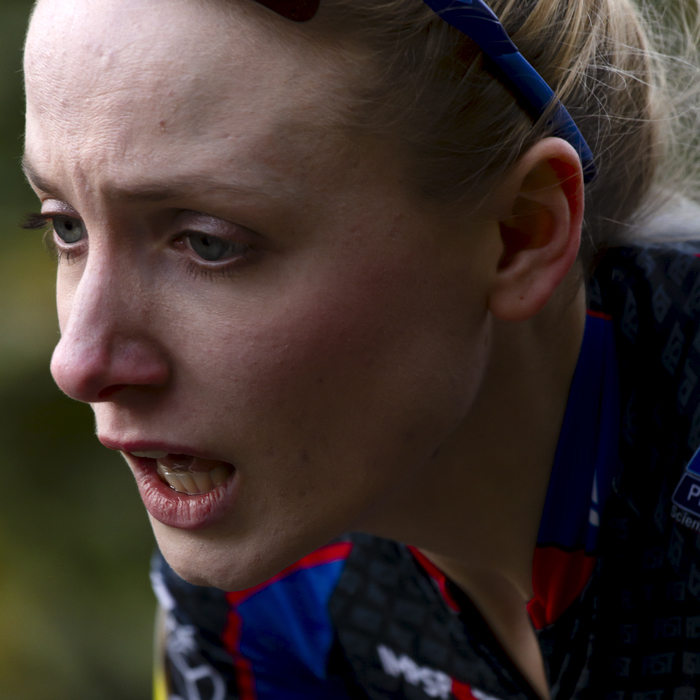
[22,212,51,230]
[22,212,255,275]
[21,212,70,261]
[184,259,242,281]
[181,236,254,281]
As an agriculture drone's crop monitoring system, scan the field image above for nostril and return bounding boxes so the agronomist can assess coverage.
[97,384,129,400]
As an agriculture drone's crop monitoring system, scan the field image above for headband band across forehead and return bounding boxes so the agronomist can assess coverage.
[252,0,597,183]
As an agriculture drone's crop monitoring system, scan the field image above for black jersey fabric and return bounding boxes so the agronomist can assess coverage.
[151,244,700,700]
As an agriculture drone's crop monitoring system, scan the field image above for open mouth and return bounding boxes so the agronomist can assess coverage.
[130,451,233,495]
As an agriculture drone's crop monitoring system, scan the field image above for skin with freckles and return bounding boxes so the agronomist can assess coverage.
[24,1,587,696]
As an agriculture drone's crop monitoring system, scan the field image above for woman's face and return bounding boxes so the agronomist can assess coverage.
[24,0,498,589]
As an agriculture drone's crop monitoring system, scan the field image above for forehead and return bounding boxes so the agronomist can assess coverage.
[24,0,358,197]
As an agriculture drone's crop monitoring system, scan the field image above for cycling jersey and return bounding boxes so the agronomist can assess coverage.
[151,244,700,700]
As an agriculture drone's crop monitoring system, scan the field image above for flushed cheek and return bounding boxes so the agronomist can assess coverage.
[188,258,484,475]
[150,280,488,591]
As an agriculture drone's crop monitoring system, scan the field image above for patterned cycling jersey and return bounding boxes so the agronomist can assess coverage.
[152,244,700,700]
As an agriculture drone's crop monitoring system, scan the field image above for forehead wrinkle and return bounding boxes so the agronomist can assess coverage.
[22,156,60,197]
[24,0,371,211]
[25,0,351,128]
[25,7,342,159]
[107,179,262,203]
[23,152,289,204]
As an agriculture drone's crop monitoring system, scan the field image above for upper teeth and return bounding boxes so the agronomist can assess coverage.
[131,450,169,459]
[125,450,232,495]
[157,463,231,495]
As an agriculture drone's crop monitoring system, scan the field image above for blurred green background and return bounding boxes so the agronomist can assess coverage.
[0,3,155,699]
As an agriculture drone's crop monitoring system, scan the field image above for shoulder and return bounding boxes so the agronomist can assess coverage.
[590,239,700,588]
[590,241,700,483]
[590,241,700,394]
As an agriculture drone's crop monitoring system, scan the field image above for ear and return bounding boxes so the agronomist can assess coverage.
[487,138,584,322]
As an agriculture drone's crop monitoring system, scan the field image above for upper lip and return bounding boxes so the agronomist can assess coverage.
[98,436,223,461]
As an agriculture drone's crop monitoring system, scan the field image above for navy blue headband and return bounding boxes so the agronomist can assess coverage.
[254,0,597,183]
[422,0,596,183]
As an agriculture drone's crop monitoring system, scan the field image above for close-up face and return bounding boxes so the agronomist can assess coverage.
[24,0,498,590]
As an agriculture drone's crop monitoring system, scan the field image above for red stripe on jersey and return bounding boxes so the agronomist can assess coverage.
[586,309,612,321]
[451,678,479,699]
[408,547,460,612]
[527,546,597,629]
[222,608,258,700]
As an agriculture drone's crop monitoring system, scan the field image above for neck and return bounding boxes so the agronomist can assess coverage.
[360,277,587,597]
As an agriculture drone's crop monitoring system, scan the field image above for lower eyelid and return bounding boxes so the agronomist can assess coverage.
[184,258,249,281]
[52,232,87,257]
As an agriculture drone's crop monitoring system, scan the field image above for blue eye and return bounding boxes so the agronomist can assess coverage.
[53,215,85,244]
[187,233,243,262]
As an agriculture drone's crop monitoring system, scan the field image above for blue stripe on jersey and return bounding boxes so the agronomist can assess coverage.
[237,560,353,699]
[536,312,620,552]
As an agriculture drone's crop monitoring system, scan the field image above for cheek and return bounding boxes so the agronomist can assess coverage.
[171,250,489,463]
[174,273,394,407]
[151,259,491,590]
[145,239,492,590]
[55,269,74,332]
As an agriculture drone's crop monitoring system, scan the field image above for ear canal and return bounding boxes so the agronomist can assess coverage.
[252,0,320,22]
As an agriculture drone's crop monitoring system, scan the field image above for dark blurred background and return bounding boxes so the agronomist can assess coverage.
[0,2,155,699]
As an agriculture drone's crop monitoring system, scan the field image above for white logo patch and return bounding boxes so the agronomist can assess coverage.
[376,644,505,700]
[377,644,452,699]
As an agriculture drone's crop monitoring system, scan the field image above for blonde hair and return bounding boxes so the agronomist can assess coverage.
[300,0,700,269]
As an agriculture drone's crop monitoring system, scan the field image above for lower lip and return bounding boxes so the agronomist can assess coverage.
[128,456,238,530]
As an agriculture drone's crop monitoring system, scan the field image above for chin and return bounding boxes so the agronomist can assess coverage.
[160,541,286,592]
[152,520,327,592]
[173,566,245,592]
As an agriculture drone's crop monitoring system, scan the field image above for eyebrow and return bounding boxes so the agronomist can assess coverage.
[22,157,61,198]
[21,155,270,203]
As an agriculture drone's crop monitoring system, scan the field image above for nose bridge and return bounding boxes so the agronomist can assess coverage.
[63,247,139,355]
[51,246,169,402]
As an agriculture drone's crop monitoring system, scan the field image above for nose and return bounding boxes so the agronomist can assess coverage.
[50,257,170,403]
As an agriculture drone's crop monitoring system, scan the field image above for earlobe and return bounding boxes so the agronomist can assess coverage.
[487,140,584,323]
